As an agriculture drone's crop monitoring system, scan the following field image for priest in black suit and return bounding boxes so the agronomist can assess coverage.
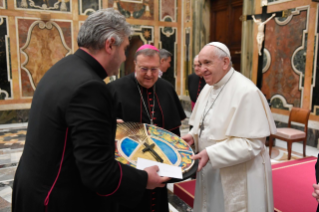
[188,55,206,110]
[12,9,168,212]
[107,44,186,212]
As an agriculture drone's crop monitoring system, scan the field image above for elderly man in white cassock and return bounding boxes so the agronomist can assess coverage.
[182,42,277,212]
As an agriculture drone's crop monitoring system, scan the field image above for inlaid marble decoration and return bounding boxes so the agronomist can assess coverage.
[17,18,72,97]
[0,0,6,9]
[312,4,319,115]
[185,0,191,22]
[0,17,12,100]
[109,0,154,20]
[262,6,309,109]
[159,0,177,22]
[15,0,71,13]
[79,0,101,15]
[159,27,177,88]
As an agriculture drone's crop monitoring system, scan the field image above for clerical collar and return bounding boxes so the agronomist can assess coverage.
[212,68,234,89]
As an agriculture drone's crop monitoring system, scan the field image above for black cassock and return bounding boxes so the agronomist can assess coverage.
[188,73,206,104]
[107,73,186,212]
[12,50,148,212]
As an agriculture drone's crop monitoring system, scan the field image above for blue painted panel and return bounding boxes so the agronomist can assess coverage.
[151,138,177,164]
[121,138,138,157]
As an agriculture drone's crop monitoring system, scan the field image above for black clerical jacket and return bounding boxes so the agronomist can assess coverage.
[12,49,147,212]
[188,73,206,103]
[107,73,186,212]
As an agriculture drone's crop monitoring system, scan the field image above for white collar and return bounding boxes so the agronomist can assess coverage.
[212,68,234,89]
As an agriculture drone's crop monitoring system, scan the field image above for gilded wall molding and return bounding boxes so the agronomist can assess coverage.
[0,16,13,100]
[159,27,177,88]
[290,6,310,108]
[14,0,72,13]
[0,0,6,9]
[159,0,177,22]
[79,0,101,16]
[311,4,319,115]
[262,48,271,73]
[270,94,293,110]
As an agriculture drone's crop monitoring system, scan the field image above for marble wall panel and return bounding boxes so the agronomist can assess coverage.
[15,0,71,12]
[17,19,72,97]
[262,9,308,108]
[160,27,176,88]
[0,0,5,9]
[312,4,319,115]
[160,0,177,22]
[79,0,101,15]
[108,0,154,20]
[0,17,12,100]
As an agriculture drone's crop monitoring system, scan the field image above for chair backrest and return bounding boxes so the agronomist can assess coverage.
[288,107,311,133]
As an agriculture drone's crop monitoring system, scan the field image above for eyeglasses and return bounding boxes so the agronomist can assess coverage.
[138,66,159,73]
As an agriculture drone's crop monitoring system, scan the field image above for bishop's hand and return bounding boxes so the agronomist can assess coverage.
[192,149,209,172]
[182,134,194,146]
[144,165,170,189]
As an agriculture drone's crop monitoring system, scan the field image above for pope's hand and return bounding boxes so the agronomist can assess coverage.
[192,149,209,172]
[312,183,319,202]
[116,119,124,123]
[182,134,194,145]
[144,165,170,189]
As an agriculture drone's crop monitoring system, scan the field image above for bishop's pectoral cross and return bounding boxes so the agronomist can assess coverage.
[142,140,163,163]
[240,2,291,89]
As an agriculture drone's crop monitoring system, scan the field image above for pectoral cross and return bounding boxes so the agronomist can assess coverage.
[240,4,291,89]
[142,141,163,163]
[199,122,204,138]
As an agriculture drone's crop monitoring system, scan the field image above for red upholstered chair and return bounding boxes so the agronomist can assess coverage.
[268,107,311,160]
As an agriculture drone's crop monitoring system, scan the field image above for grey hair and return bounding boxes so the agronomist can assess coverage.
[77,8,131,50]
[193,55,199,62]
[159,49,172,60]
[134,48,160,61]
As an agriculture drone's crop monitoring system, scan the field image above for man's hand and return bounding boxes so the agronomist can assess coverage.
[182,134,194,146]
[192,149,209,172]
[144,165,170,189]
[312,184,319,202]
[117,119,124,123]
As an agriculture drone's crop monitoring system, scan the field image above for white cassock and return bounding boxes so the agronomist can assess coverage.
[189,68,277,212]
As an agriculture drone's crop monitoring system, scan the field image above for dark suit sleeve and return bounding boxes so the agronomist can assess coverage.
[65,80,147,204]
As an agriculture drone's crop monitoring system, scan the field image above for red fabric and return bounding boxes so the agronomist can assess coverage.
[174,180,196,208]
[272,156,317,212]
[174,157,318,211]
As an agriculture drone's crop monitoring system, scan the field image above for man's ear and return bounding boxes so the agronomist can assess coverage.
[223,57,230,69]
[105,38,116,53]
[160,58,165,64]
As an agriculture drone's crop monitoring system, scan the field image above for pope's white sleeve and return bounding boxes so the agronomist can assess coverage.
[206,137,266,169]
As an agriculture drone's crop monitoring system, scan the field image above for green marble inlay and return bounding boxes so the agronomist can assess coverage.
[316,108,319,116]
[271,98,289,110]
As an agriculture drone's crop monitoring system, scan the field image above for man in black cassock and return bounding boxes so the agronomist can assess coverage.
[107,44,186,212]
[12,9,168,212]
[188,55,206,110]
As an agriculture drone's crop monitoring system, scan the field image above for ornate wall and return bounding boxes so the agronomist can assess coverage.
[0,0,193,124]
[251,0,319,146]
